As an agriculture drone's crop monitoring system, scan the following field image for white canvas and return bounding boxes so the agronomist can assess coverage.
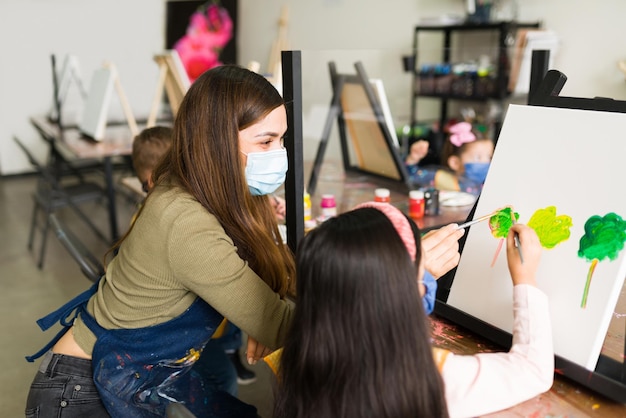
[447,104,626,370]
[79,67,115,140]
[169,50,191,91]
[513,31,559,94]
[369,78,399,148]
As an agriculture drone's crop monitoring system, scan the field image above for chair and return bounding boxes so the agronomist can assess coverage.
[49,214,104,282]
[13,136,108,269]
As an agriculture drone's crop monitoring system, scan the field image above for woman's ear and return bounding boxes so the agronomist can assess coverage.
[447,155,462,173]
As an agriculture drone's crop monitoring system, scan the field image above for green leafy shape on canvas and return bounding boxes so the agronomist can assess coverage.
[488,207,518,239]
[527,206,573,249]
[578,213,626,262]
[577,212,626,308]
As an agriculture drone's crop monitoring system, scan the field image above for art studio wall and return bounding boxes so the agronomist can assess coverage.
[0,0,164,174]
[1,0,625,175]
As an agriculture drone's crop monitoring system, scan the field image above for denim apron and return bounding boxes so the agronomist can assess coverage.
[26,282,258,418]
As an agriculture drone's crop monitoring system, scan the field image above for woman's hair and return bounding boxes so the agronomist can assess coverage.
[273,207,449,418]
[109,65,294,296]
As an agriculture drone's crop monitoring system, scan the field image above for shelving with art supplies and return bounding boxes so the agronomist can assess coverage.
[407,20,541,163]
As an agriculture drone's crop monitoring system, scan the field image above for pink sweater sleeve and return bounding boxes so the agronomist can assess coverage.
[441,284,554,418]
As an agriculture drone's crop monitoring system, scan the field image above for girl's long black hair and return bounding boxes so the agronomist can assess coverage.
[274,207,449,418]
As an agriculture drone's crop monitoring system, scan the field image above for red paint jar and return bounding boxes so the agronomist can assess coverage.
[374,188,391,203]
[409,190,425,220]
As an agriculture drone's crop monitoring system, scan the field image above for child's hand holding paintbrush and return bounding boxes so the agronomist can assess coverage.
[455,207,541,282]
[455,206,524,264]
[506,223,542,287]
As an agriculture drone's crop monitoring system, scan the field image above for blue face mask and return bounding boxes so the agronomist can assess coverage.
[243,148,288,196]
[463,162,490,184]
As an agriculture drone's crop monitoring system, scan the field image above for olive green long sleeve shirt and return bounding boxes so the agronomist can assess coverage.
[73,182,293,355]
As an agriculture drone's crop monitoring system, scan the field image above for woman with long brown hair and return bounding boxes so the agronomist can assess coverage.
[25,65,294,417]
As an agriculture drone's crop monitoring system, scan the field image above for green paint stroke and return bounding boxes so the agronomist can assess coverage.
[577,213,626,308]
[527,206,573,249]
[489,207,518,239]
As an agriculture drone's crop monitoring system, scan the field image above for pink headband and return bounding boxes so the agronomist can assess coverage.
[353,201,416,261]
[449,122,476,147]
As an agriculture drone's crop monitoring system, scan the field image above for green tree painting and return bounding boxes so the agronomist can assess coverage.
[577,213,626,308]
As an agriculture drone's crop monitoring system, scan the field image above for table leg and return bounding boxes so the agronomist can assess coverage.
[103,157,119,243]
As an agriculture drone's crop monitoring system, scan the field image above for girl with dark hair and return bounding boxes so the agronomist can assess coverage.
[275,205,449,418]
[273,202,553,418]
[25,65,295,417]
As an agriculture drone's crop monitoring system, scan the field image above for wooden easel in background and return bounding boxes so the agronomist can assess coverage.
[267,5,289,87]
[79,62,138,140]
[147,50,190,127]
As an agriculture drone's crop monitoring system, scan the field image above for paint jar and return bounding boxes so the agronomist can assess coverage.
[408,190,425,220]
[320,194,337,220]
[424,188,440,216]
[303,192,312,221]
[374,188,391,203]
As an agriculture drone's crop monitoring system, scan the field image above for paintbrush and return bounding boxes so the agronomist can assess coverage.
[510,213,525,264]
[456,211,498,230]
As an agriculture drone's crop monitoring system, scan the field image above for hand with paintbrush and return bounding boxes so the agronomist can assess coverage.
[456,206,522,267]
[507,222,542,286]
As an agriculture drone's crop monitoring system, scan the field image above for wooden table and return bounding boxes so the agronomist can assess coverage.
[30,115,136,242]
[307,162,473,231]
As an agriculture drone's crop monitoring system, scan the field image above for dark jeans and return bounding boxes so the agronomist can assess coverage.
[25,351,109,418]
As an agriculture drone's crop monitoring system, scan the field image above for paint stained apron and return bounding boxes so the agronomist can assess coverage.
[26,282,258,418]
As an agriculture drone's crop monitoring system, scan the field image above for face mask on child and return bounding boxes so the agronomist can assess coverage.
[463,162,490,184]
[243,148,288,196]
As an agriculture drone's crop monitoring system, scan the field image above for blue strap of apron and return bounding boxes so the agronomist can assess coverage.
[25,281,99,363]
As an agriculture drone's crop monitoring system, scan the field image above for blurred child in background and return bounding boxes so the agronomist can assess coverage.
[405,121,494,196]
[132,126,173,195]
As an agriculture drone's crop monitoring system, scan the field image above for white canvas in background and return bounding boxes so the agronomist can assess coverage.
[79,67,115,140]
[447,104,626,371]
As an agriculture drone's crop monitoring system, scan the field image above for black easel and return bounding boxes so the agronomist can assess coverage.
[307,61,411,195]
[435,67,626,403]
[50,55,63,128]
[281,51,305,257]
